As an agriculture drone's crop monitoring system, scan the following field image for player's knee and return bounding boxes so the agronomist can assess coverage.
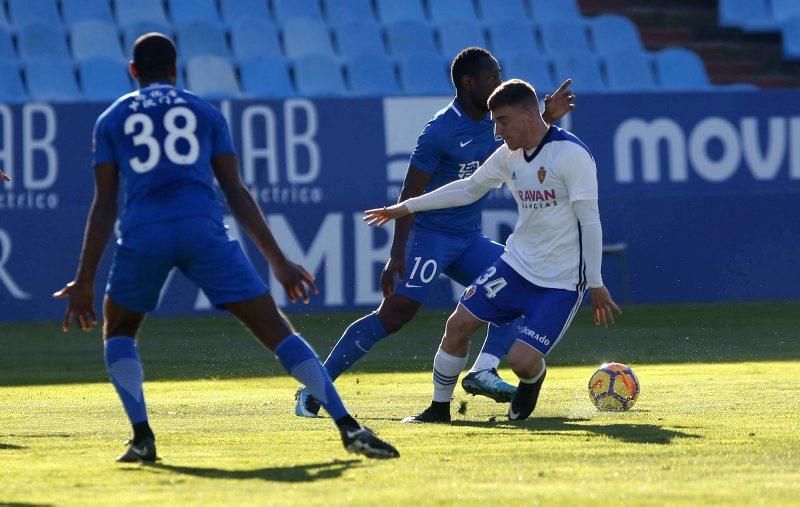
[377,298,420,333]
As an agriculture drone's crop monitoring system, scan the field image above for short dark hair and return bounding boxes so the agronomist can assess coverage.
[487,79,539,111]
[450,47,493,91]
[132,33,177,81]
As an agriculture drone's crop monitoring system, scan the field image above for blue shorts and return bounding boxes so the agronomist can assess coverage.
[106,217,269,313]
[394,227,505,303]
[459,259,584,356]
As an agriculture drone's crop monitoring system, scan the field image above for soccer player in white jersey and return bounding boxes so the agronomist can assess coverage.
[364,79,621,422]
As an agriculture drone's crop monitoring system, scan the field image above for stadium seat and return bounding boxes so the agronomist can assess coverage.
[346,55,400,95]
[604,49,657,91]
[116,0,170,28]
[773,0,800,24]
[25,59,82,101]
[71,21,124,62]
[0,60,27,102]
[273,0,324,23]
[230,19,283,62]
[8,0,61,27]
[62,0,115,26]
[169,0,223,27]
[718,0,776,32]
[553,54,606,92]
[437,21,488,59]
[334,21,387,58]
[782,16,800,59]
[293,55,348,96]
[429,0,479,24]
[591,14,644,56]
[283,18,336,59]
[397,55,451,95]
[176,22,231,61]
[531,0,582,22]
[502,54,555,94]
[654,48,711,90]
[0,5,9,29]
[325,0,375,24]
[240,55,295,97]
[79,57,132,101]
[477,0,529,24]
[17,23,71,60]
[539,19,593,56]
[487,20,541,58]
[385,20,439,58]
[186,55,241,98]
[122,21,174,56]
[220,0,272,24]
[0,26,17,62]
[376,0,427,24]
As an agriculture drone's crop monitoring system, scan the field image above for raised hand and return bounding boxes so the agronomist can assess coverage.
[543,78,576,123]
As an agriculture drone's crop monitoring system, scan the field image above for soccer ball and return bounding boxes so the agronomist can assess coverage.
[588,362,640,411]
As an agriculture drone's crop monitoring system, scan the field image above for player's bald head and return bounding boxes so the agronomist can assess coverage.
[487,79,539,112]
[132,32,177,83]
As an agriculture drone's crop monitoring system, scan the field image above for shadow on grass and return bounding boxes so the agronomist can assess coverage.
[446,416,701,444]
[138,459,362,483]
[0,442,26,450]
[0,503,53,507]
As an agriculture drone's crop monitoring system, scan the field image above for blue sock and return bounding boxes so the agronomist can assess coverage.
[104,336,148,426]
[275,334,350,421]
[323,312,388,381]
[481,318,522,359]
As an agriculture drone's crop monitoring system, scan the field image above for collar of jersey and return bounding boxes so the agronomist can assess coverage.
[451,98,491,122]
[139,81,175,91]
[523,125,556,163]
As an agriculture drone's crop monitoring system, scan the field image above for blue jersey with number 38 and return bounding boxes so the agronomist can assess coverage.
[92,82,234,233]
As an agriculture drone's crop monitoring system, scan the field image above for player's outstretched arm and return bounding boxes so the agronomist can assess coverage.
[212,154,318,303]
[0,169,9,182]
[53,163,119,332]
[542,79,575,124]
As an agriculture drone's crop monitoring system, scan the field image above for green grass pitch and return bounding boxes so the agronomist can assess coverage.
[1,302,799,505]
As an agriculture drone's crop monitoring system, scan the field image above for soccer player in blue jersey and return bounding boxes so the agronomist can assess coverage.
[53,33,399,462]
[295,48,575,421]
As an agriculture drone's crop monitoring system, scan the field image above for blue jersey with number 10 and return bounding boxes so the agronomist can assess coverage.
[92,82,234,233]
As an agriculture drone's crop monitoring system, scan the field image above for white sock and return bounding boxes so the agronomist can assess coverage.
[469,352,501,373]
[432,348,468,403]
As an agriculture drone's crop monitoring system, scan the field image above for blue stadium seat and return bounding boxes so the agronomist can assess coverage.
[0,60,27,102]
[591,14,644,56]
[273,0,324,23]
[79,57,132,100]
[325,0,375,24]
[17,23,71,60]
[346,55,400,95]
[397,55,451,95]
[539,19,593,56]
[772,0,800,24]
[553,54,606,92]
[477,0,529,23]
[487,20,541,58]
[186,55,241,98]
[62,0,115,26]
[604,49,657,91]
[25,59,82,101]
[9,0,61,27]
[220,0,272,24]
[0,27,17,62]
[122,21,174,56]
[502,54,555,94]
[0,5,9,29]
[782,16,800,59]
[376,0,427,24]
[169,0,223,27]
[230,19,283,62]
[283,18,336,59]
[71,21,124,62]
[240,55,295,97]
[293,55,348,96]
[718,0,776,32]
[116,0,170,28]
[531,0,582,22]
[385,20,438,57]
[334,21,387,58]
[429,0,479,24]
[176,22,231,61]
[654,48,711,90]
[437,21,488,59]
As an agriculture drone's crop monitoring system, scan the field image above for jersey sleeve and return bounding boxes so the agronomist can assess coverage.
[408,121,443,174]
[211,108,236,157]
[470,145,510,189]
[91,111,115,167]
[558,145,598,202]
